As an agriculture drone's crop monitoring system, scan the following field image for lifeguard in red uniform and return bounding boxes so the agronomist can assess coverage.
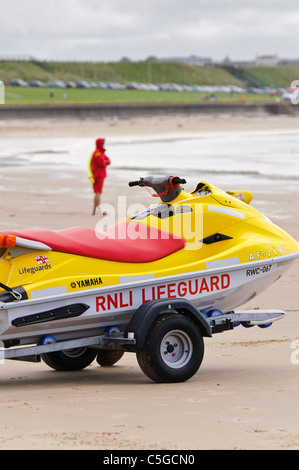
[88,138,111,215]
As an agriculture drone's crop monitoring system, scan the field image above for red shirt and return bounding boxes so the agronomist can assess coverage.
[91,149,111,178]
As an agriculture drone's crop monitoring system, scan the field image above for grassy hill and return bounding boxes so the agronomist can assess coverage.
[242,66,299,88]
[0,60,245,86]
[1,59,297,89]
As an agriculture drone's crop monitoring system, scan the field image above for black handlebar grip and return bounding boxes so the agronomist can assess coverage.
[171,177,186,185]
[128,180,142,187]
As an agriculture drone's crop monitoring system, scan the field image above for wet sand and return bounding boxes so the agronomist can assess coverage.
[0,113,299,450]
[1,112,299,139]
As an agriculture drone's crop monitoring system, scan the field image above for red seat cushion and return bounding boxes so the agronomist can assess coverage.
[4,221,185,263]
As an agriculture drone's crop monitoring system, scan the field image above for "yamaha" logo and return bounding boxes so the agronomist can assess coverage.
[71,277,103,289]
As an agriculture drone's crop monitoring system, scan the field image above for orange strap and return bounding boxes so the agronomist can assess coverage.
[0,234,16,248]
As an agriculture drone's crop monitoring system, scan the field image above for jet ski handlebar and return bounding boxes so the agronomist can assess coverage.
[128,176,186,203]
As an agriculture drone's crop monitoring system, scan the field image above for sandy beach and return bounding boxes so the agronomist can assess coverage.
[0,112,299,450]
[1,112,299,139]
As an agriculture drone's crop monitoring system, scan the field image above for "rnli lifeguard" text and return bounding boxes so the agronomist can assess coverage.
[96,274,230,312]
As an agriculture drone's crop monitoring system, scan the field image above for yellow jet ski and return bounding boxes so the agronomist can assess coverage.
[0,176,298,382]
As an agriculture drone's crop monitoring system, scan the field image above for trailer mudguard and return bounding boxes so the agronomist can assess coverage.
[125,298,212,349]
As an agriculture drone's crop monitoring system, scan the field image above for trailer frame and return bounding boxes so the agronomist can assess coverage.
[0,308,285,365]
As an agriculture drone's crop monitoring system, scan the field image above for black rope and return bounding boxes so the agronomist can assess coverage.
[0,282,22,300]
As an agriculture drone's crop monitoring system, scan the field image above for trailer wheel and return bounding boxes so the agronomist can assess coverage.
[41,347,98,371]
[136,313,204,383]
[96,350,124,366]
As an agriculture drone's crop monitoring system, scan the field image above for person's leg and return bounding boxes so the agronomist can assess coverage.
[92,178,104,215]
[93,193,101,215]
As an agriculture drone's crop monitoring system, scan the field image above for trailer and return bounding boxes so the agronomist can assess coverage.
[0,298,285,383]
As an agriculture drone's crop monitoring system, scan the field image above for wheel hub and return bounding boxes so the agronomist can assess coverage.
[160,330,193,369]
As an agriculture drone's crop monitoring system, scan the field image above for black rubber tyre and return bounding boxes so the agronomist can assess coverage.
[96,350,125,366]
[41,347,98,371]
[136,313,204,383]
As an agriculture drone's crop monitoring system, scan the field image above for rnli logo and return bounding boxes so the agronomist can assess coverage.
[35,256,50,264]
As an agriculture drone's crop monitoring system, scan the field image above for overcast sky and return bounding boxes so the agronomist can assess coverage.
[1,0,299,62]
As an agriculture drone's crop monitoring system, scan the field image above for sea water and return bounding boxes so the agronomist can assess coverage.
[1,130,299,191]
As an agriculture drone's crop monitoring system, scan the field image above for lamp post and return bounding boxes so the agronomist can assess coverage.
[147,58,152,83]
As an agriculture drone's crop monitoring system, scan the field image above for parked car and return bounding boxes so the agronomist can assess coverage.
[283,90,299,103]
[125,82,140,90]
[277,88,287,94]
[28,80,46,87]
[9,79,28,87]
[230,85,246,93]
[64,81,76,88]
[106,82,124,90]
[95,82,108,89]
[47,80,66,88]
[246,87,264,94]
[75,81,91,88]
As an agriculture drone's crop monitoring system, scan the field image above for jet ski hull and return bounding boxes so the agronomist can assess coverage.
[1,253,297,347]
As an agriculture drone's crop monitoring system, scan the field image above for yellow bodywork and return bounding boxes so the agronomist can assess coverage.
[226,190,253,204]
[87,151,95,184]
[1,181,298,300]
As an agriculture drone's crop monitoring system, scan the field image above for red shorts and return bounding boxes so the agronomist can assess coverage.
[93,177,105,194]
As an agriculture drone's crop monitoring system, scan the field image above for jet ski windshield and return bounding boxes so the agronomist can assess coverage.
[131,204,175,221]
